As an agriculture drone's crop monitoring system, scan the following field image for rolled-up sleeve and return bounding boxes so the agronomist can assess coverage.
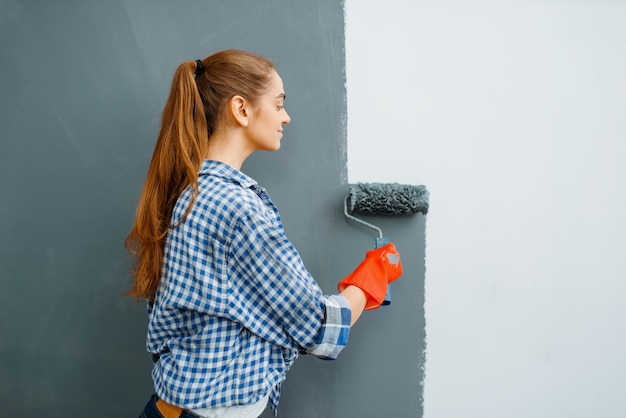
[305,294,351,359]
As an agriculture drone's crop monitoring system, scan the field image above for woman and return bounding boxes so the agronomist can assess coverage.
[126,49,403,417]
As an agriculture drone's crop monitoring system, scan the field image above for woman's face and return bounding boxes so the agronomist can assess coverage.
[245,71,291,152]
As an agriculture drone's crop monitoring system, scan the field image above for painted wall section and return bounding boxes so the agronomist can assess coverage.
[345,1,626,417]
[1,1,425,417]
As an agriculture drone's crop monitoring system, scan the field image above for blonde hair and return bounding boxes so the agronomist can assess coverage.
[125,50,276,302]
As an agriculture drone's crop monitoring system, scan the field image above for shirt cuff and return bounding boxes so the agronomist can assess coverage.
[305,294,351,359]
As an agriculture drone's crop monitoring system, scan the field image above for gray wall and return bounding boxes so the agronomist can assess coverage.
[0,1,425,416]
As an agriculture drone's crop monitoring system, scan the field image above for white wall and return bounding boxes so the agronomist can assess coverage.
[345,1,626,417]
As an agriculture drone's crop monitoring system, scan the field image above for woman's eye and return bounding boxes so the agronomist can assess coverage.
[277,105,285,111]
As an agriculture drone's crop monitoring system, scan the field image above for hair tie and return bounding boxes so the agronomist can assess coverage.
[194,59,204,76]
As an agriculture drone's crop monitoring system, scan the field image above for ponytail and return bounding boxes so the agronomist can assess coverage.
[125,61,208,302]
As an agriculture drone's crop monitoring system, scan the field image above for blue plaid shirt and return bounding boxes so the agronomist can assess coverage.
[146,160,351,415]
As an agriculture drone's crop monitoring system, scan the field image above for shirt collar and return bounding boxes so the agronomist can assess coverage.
[199,159,258,189]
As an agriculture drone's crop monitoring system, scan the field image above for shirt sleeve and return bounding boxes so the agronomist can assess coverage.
[304,294,351,360]
[227,201,350,357]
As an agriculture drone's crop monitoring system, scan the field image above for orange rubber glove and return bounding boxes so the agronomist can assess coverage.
[337,242,403,310]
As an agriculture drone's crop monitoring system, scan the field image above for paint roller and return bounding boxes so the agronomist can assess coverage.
[344,183,429,305]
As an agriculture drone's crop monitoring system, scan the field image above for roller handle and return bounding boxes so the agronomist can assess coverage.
[376,236,392,306]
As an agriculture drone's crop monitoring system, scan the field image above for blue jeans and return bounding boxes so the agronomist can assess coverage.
[139,394,198,418]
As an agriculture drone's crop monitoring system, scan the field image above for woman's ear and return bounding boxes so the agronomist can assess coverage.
[229,95,249,127]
